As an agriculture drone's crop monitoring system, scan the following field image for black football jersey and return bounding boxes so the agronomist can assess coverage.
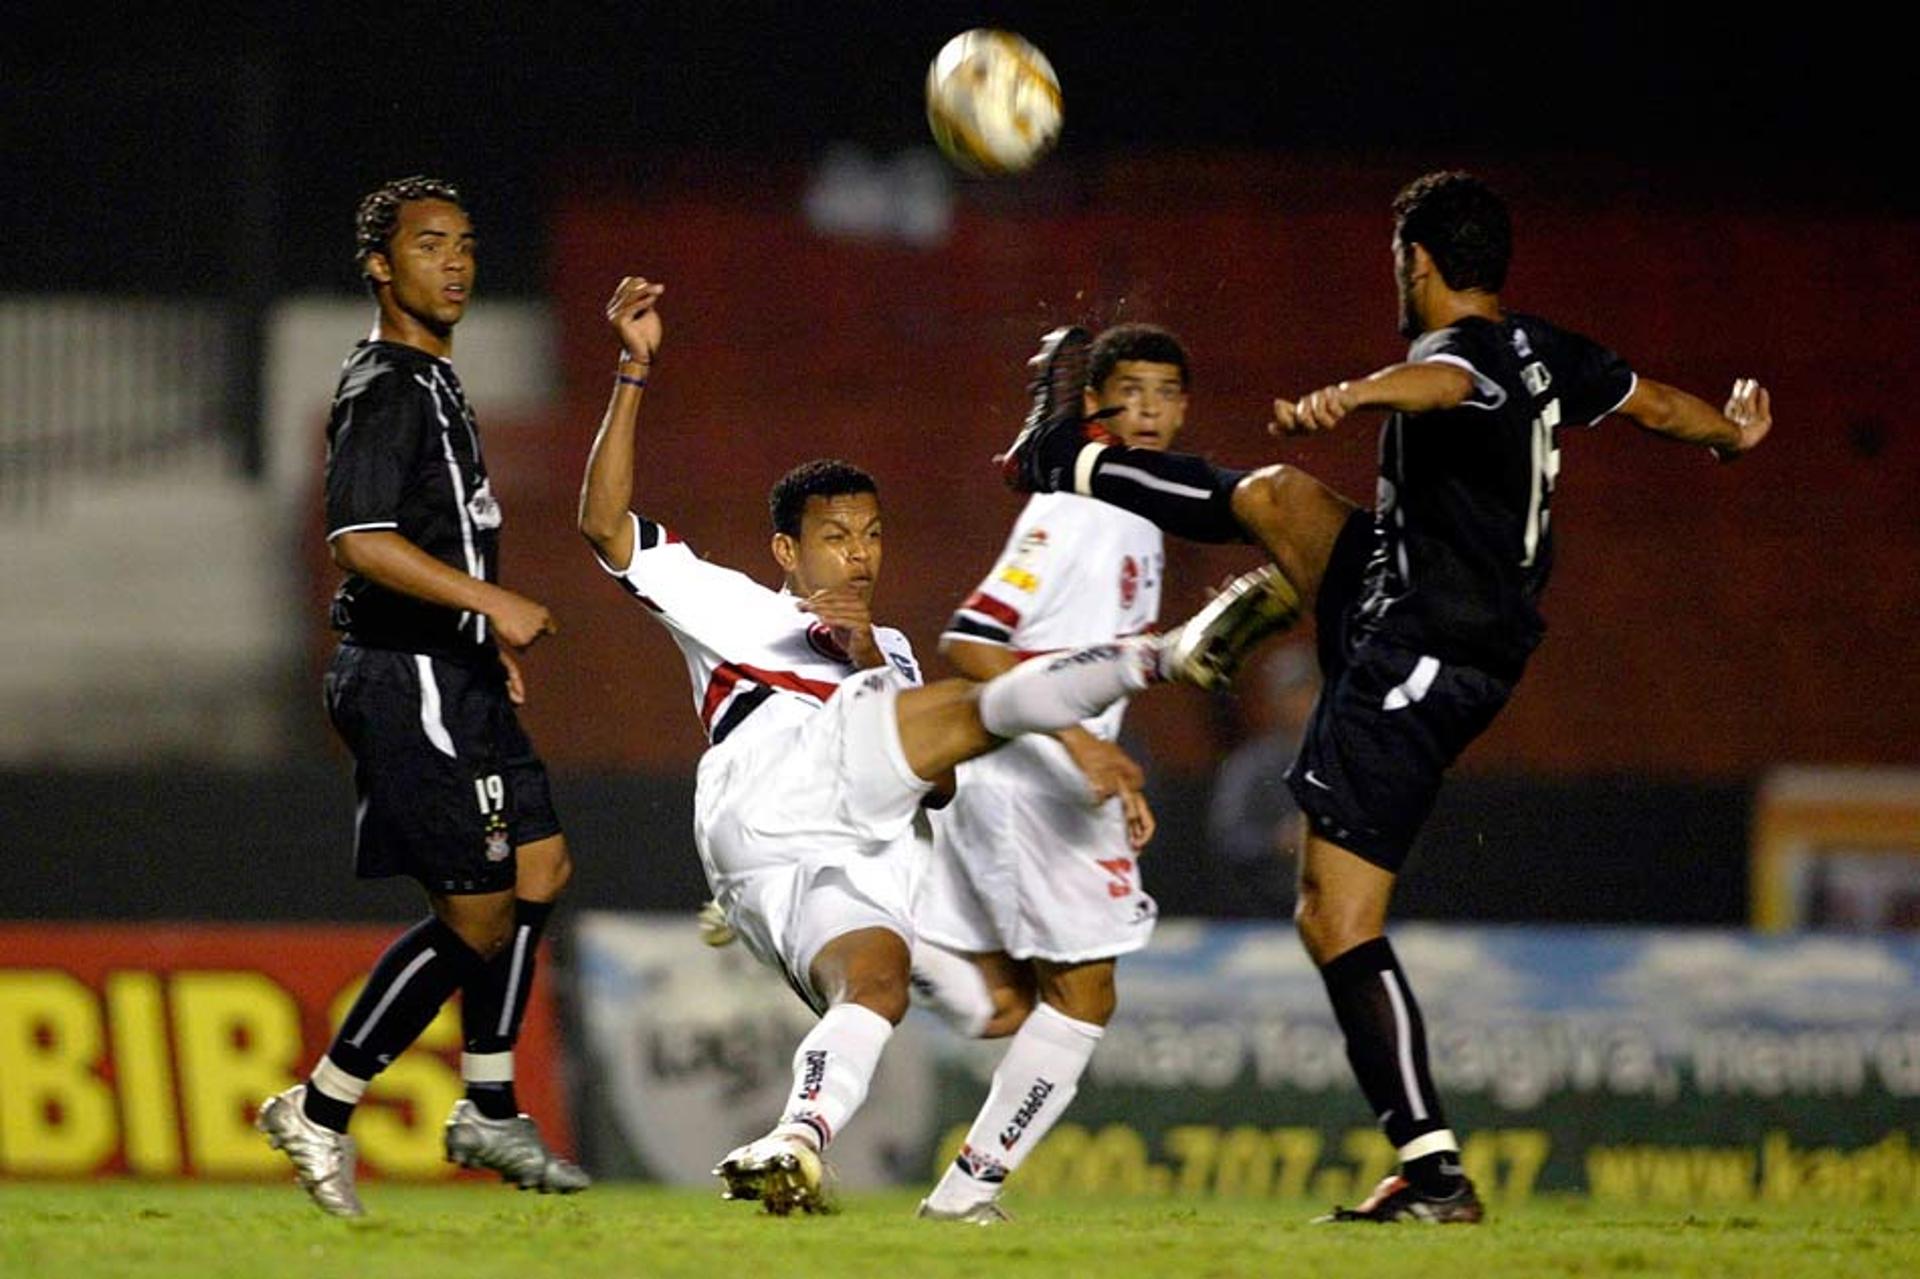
[323,340,502,656]
[1354,312,1634,673]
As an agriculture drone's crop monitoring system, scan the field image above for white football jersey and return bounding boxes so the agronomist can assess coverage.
[942,492,1162,741]
[598,512,922,749]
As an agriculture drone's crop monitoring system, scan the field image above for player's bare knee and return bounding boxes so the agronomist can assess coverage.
[1037,960,1118,1027]
[517,839,573,902]
[842,973,911,1025]
[454,917,515,961]
[982,981,1037,1038]
[1295,894,1378,967]
[1230,466,1290,535]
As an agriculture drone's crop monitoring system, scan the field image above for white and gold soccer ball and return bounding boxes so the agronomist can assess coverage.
[925,29,1063,176]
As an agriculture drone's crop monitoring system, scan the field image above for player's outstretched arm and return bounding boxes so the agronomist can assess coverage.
[577,275,666,571]
[1270,362,1474,435]
[1618,376,1771,461]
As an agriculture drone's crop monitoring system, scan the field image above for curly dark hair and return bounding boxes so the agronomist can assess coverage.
[1392,171,1511,293]
[354,175,465,289]
[1090,323,1190,392]
[769,459,879,536]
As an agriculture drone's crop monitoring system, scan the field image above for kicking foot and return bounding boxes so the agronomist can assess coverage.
[1157,564,1303,690]
[1315,1174,1485,1224]
[444,1099,591,1193]
[995,326,1097,493]
[714,1133,832,1216]
[256,1084,365,1218]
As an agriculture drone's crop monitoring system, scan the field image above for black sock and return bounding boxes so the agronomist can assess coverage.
[1317,936,1462,1196]
[1085,447,1248,543]
[460,899,555,1119]
[304,917,485,1132]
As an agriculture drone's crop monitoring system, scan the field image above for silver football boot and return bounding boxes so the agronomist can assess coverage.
[1159,564,1304,690]
[714,1132,831,1216]
[256,1084,365,1218]
[444,1099,592,1193]
[916,1197,1014,1224]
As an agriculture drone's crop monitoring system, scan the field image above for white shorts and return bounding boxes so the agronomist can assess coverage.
[918,737,1158,964]
[694,667,933,1008]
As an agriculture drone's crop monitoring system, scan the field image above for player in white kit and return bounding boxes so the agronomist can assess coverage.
[912,325,1191,1222]
[577,278,1236,1215]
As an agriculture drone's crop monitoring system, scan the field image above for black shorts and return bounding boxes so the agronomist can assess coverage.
[324,643,562,895]
[1286,517,1514,871]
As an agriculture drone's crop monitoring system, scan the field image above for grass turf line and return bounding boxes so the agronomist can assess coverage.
[2,1184,1918,1279]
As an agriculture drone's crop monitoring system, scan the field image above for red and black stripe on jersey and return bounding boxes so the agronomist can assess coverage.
[945,590,1022,646]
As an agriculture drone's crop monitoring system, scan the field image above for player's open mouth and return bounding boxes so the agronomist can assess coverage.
[444,285,468,301]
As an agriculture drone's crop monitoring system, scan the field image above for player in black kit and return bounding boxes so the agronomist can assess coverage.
[257,177,587,1215]
[1000,171,1771,1222]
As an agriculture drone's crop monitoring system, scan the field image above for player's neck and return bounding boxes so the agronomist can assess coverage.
[371,301,454,360]
[1422,290,1501,333]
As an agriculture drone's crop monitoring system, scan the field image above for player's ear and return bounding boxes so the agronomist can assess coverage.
[1082,385,1101,417]
[364,252,393,287]
[1407,242,1436,282]
[770,532,799,573]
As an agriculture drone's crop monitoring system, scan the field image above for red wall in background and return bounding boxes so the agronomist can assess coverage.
[312,156,1920,779]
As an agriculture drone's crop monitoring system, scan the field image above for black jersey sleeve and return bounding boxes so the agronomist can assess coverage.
[1547,326,1636,427]
[1408,325,1510,411]
[325,358,429,540]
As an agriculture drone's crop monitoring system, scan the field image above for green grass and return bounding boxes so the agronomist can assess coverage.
[3,1183,1919,1279]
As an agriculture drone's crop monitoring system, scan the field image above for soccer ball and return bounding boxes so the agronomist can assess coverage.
[925,29,1063,175]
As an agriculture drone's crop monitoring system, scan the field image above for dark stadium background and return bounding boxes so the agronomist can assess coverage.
[2,4,1911,928]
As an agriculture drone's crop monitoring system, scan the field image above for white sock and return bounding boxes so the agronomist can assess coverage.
[461,1050,515,1086]
[977,640,1157,738]
[772,1002,894,1151]
[910,942,995,1039]
[926,1002,1103,1210]
[309,1054,371,1106]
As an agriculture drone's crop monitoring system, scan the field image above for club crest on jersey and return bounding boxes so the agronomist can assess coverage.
[805,621,851,663]
[1119,555,1139,608]
[466,478,503,530]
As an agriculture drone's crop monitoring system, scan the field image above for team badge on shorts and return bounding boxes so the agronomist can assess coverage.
[484,821,511,863]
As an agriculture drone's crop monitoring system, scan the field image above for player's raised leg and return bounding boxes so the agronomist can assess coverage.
[888,639,1162,785]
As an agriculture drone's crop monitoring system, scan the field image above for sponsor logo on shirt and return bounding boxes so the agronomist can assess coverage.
[997,565,1040,593]
[999,526,1050,595]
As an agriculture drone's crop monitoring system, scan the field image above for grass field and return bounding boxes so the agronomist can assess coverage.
[4,1183,1918,1279]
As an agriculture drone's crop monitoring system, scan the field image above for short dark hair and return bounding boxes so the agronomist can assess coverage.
[1392,171,1511,293]
[355,175,465,288]
[1090,323,1190,392]
[768,459,879,536]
